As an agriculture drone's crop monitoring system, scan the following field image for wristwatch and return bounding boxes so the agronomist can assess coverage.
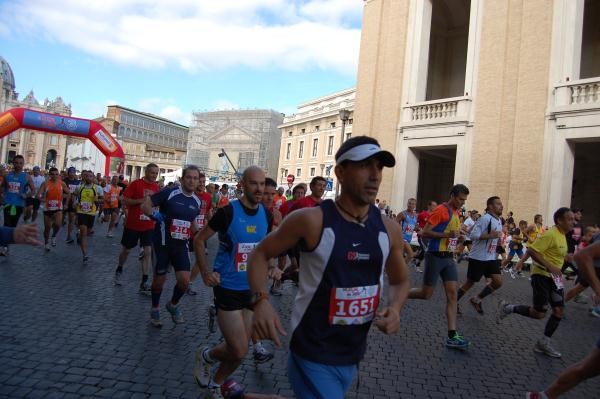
[250,291,269,307]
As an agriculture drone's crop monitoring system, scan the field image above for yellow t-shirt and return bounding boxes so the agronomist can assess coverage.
[530,226,567,278]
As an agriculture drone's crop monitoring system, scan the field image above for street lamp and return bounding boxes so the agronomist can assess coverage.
[218,148,241,182]
[335,109,351,197]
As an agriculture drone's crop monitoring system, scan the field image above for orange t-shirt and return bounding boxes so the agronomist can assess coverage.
[45,180,64,211]
[104,185,120,208]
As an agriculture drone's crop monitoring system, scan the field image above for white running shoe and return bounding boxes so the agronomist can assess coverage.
[193,346,213,388]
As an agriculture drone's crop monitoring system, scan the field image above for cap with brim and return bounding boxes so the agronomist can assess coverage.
[33,166,40,170]
[68,167,76,172]
[336,143,395,167]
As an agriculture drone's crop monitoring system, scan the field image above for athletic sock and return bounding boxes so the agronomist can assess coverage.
[478,285,493,300]
[115,266,123,274]
[151,289,162,308]
[171,284,186,305]
[544,315,562,338]
[142,274,149,284]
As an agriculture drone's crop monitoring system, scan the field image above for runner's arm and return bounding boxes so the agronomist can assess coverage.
[574,241,600,298]
[527,247,561,277]
[61,181,70,196]
[193,225,220,286]
[421,222,455,239]
[35,182,46,200]
[25,175,35,198]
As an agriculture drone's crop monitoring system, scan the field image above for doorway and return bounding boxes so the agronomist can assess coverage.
[414,146,457,210]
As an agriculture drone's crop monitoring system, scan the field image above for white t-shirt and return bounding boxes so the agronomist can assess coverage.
[30,175,46,192]
[469,213,503,261]
[463,217,475,240]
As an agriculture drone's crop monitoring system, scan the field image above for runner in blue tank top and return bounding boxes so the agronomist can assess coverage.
[193,165,274,398]
[248,136,410,399]
[2,155,34,256]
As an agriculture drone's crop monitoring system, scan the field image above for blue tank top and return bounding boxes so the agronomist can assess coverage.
[213,200,268,291]
[5,172,29,207]
[290,200,389,365]
[401,210,417,243]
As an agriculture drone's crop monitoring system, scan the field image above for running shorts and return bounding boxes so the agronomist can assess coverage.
[467,259,501,282]
[154,242,190,274]
[531,274,564,312]
[77,214,95,229]
[213,286,253,312]
[25,197,41,210]
[121,228,154,249]
[288,352,357,399]
[423,252,458,286]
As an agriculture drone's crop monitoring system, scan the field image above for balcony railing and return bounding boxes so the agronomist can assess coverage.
[401,96,471,127]
[554,77,600,110]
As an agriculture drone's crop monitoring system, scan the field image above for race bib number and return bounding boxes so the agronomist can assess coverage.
[68,184,78,193]
[140,214,151,221]
[47,200,60,210]
[448,237,458,251]
[403,224,414,235]
[111,193,118,203]
[553,275,564,290]
[170,219,191,240]
[80,202,92,213]
[329,284,380,326]
[195,214,206,229]
[235,242,257,272]
[8,181,21,193]
[487,241,497,254]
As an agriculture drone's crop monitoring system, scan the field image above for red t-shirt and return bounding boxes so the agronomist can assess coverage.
[123,178,159,231]
[195,191,213,229]
[290,196,320,213]
[417,210,430,229]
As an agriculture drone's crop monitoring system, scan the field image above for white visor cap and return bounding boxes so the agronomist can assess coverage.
[335,143,395,167]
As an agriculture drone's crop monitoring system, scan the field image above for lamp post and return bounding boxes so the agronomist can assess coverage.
[335,109,351,197]
[218,148,239,180]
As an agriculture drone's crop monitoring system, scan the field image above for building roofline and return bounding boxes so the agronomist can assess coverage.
[296,87,356,108]
[107,104,189,129]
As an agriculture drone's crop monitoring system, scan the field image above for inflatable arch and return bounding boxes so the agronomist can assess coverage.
[0,107,124,176]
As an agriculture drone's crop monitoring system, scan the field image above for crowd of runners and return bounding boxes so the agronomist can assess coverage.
[1,137,599,398]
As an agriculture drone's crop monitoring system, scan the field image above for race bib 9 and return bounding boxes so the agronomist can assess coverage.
[235,242,257,272]
[80,202,92,213]
[328,284,380,326]
[170,219,191,240]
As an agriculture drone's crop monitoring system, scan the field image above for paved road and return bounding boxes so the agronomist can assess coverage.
[0,220,598,398]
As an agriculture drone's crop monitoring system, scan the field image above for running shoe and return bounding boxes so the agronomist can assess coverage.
[106,232,114,238]
[590,306,600,318]
[469,297,484,315]
[186,286,197,296]
[83,255,89,264]
[534,339,561,358]
[65,237,74,244]
[509,268,517,279]
[50,237,57,247]
[220,379,245,398]
[138,249,145,260]
[456,304,462,315]
[193,346,213,387]
[139,282,151,296]
[44,243,51,252]
[415,266,423,273]
[525,392,548,399]
[150,308,162,328]
[446,333,469,350]
[573,294,588,304]
[253,343,274,363]
[206,381,225,399]
[166,302,185,324]
[114,272,122,286]
[496,300,511,323]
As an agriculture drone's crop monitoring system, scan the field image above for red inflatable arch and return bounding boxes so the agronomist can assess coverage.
[0,107,124,176]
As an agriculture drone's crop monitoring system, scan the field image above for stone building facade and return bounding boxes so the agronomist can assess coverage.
[1,56,73,169]
[354,0,600,225]
[187,110,283,180]
[277,88,354,194]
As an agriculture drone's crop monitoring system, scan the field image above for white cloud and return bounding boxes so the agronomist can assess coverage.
[0,0,363,75]
[137,97,191,125]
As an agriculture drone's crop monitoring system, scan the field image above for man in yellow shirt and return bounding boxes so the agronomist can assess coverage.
[497,207,574,358]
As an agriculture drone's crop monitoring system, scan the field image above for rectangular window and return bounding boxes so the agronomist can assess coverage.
[298,141,304,159]
[301,128,305,134]
[310,167,315,177]
[50,135,58,145]
[327,136,334,155]
[330,122,336,128]
[286,143,291,160]
[348,119,353,125]
[345,133,351,141]
[314,125,319,131]
[296,168,301,178]
[312,138,318,157]
[288,131,292,137]
[284,169,288,177]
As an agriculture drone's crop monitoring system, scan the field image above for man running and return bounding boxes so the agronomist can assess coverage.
[64,167,81,244]
[36,167,69,251]
[497,207,575,358]
[397,197,418,267]
[289,176,326,212]
[408,184,470,350]
[141,165,201,327]
[456,196,504,315]
[24,166,46,223]
[248,136,409,399]
[75,170,104,263]
[192,166,271,397]
[103,176,121,237]
[114,163,159,293]
[188,171,213,295]
[414,200,437,271]
[526,240,600,398]
[2,155,35,256]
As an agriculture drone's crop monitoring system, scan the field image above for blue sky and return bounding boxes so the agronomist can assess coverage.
[0,0,363,125]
